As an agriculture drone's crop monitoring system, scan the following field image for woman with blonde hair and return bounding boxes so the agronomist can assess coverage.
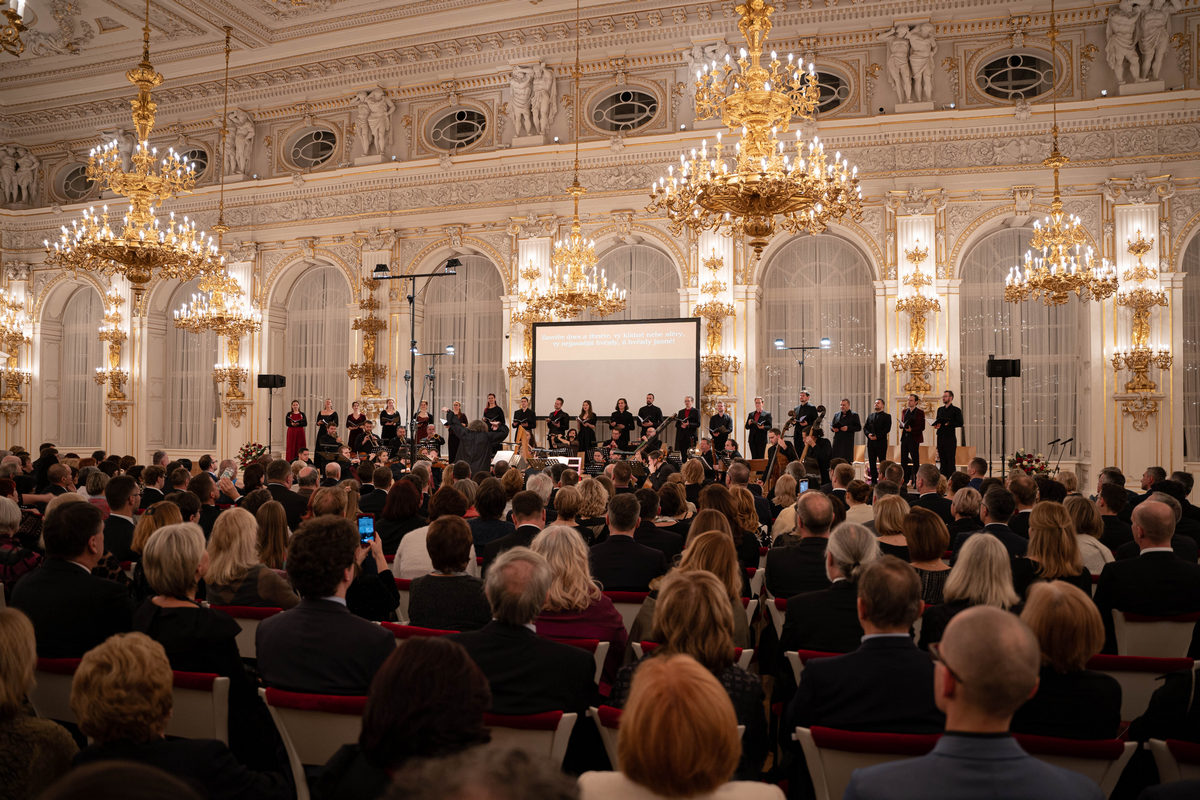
[552,485,587,540]
[872,494,910,559]
[0,607,78,798]
[607,572,769,785]
[1011,501,1091,598]
[531,525,627,685]
[255,500,289,571]
[681,458,706,506]
[339,479,361,519]
[206,508,299,609]
[770,475,798,521]
[1013,581,1121,739]
[1065,495,1113,575]
[919,532,1020,650]
[904,507,951,604]
[577,477,610,539]
[687,508,733,546]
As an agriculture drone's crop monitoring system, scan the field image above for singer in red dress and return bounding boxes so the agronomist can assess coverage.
[285,400,308,461]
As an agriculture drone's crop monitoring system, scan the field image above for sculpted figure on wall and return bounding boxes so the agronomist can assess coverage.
[510,64,536,137]
[354,87,395,157]
[1137,0,1181,81]
[531,63,558,136]
[2,146,38,205]
[225,109,255,175]
[1105,0,1178,84]
[907,23,938,103]
[879,25,913,104]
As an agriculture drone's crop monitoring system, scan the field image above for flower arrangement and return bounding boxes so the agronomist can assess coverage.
[236,442,267,468]
[1008,448,1051,476]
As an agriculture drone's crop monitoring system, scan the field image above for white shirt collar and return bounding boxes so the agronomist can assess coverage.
[320,595,347,606]
[110,513,135,524]
[68,559,92,573]
[1140,547,1175,554]
[862,633,911,642]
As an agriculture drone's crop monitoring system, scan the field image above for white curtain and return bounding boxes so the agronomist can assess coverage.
[286,266,353,426]
[960,228,1084,459]
[166,279,220,450]
[1183,235,1200,460]
[60,287,103,447]
[583,244,681,321]
[422,254,503,419]
[758,234,877,422]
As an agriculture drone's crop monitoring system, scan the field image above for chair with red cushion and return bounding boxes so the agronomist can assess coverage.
[1013,733,1136,798]
[602,590,649,634]
[746,566,765,596]
[258,687,366,800]
[767,595,787,639]
[29,657,82,723]
[633,641,754,670]
[794,725,941,800]
[393,577,412,624]
[1112,611,1200,658]
[168,671,230,744]
[380,622,458,641]
[742,596,759,627]
[1086,654,1198,722]
[544,636,610,685]
[589,705,623,767]
[209,605,284,660]
[783,649,841,685]
[1149,738,1200,783]
[483,710,577,767]
[758,547,768,570]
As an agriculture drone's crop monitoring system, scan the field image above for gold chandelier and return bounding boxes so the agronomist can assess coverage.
[648,0,863,259]
[348,279,389,399]
[1003,0,1117,307]
[0,286,30,424]
[1112,229,1171,413]
[1,0,27,57]
[44,0,220,307]
[507,261,553,396]
[890,241,946,394]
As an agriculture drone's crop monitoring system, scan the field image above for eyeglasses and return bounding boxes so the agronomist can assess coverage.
[929,642,965,685]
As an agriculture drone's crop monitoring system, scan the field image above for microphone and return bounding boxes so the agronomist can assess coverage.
[1047,438,1060,446]
[403,371,411,382]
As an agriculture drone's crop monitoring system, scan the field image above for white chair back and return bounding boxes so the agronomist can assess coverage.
[485,711,577,767]
[1113,611,1198,658]
[259,687,364,800]
[167,673,230,744]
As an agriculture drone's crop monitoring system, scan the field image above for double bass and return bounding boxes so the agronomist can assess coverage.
[765,410,796,492]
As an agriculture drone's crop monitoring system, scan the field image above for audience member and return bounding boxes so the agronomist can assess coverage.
[904,507,951,605]
[1097,482,1133,553]
[0,496,40,601]
[254,500,290,570]
[950,487,1027,560]
[633,488,685,562]
[1065,495,1114,575]
[912,465,953,526]
[589,493,669,591]
[1113,492,1200,563]
[729,486,766,567]
[948,487,983,537]
[843,480,873,527]
[920,533,1020,650]
[376,479,426,556]
[102,475,140,561]
[1008,474,1038,537]
[470,477,516,551]
[205,508,299,608]
[408,516,491,631]
[1010,501,1092,598]
[39,761,203,800]
[872,494,911,560]
[188,472,221,540]
[264,459,307,530]
[765,491,835,598]
[657,482,695,537]
[480,489,546,572]
[393,486,474,579]
[386,745,579,800]
[140,466,167,508]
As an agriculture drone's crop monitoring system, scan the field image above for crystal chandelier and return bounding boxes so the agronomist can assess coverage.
[890,241,946,394]
[507,261,554,396]
[44,0,221,307]
[1,0,27,57]
[647,0,863,259]
[1003,0,1117,307]
[693,250,740,396]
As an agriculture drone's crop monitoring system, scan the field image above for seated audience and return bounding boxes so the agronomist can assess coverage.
[582,652,781,799]
[387,745,579,800]
[1008,474,1038,538]
[1010,502,1092,598]
[205,507,299,608]
[688,508,733,543]
[633,488,685,562]
[912,464,953,526]
[408,516,491,632]
[843,606,1104,800]
[872,494,911,560]
[904,507,951,605]
[71,632,290,800]
[576,478,610,539]
[469,477,516,551]
[376,479,427,556]
[1011,582,1121,739]
[1065,496,1113,575]
[102,475,140,561]
[128,501,185,602]
[0,496,40,601]
[1113,492,1200,563]
[656,482,695,537]
[729,486,765,567]
[39,761,203,800]
[920,533,1020,650]
[318,637,492,799]
[844,480,873,526]
[480,488,548,571]
[358,466,393,516]
[589,493,669,591]
[256,515,395,694]
[950,487,1028,560]
[1097,481,1133,553]
[948,487,983,537]
[780,523,881,654]
[254,500,290,571]
[765,491,836,599]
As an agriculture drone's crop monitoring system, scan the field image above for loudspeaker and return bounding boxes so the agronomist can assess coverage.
[257,374,286,389]
[985,357,1021,379]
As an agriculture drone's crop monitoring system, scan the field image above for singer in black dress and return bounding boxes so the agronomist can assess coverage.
[576,399,598,451]
[609,398,635,449]
[379,398,402,442]
[346,401,369,453]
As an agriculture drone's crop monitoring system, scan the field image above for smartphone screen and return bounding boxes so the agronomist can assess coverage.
[798,479,809,493]
[219,467,235,481]
[358,515,375,544]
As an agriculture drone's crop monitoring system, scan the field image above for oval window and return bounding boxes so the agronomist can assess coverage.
[60,164,95,202]
[429,109,488,151]
[180,147,209,180]
[813,71,851,113]
[591,89,659,132]
[288,128,338,169]
[975,52,1054,101]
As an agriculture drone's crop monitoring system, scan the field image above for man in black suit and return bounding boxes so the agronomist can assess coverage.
[139,465,166,510]
[102,475,140,562]
[674,396,700,454]
[1097,482,1133,552]
[1007,474,1037,538]
[449,546,595,715]
[792,390,819,455]
[633,488,684,562]
[359,466,392,515]
[766,491,835,598]
[863,398,892,484]
[45,463,73,496]
[727,461,771,528]
[444,411,508,475]
[745,396,772,459]
[1121,466,1168,524]
[899,394,924,488]
[545,397,571,446]
[187,472,221,541]
[636,393,664,441]
[589,493,668,591]
[787,556,944,733]
[321,462,342,488]
[256,515,395,695]
[829,398,861,464]
[931,390,963,478]
[265,459,309,531]
[1112,492,1200,563]
[828,463,854,506]
[912,464,953,526]
[1093,500,1200,654]
[11,501,133,657]
[950,487,1027,561]
[481,490,544,573]
[1171,471,1200,524]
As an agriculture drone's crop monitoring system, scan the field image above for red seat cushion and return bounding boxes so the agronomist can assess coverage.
[1014,733,1127,759]
[262,688,366,715]
[172,671,220,690]
[1167,739,1200,765]
[545,636,600,653]
[483,710,564,730]
[595,705,622,729]
[381,622,458,639]
[36,658,82,675]
[809,726,940,755]
[394,578,412,590]
[794,649,841,663]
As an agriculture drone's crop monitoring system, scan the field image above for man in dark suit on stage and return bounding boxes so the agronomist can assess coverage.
[932,390,963,477]
[913,464,953,526]
[11,502,134,658]
[444,410,508,475]
[636,393,664,440]
[792,390,819,455]
[899,394,925,488]
[674,396,701,454]
[746,396,772,459]
[950,487,1028,562]
[863,398,891,484]
[265,459,309,531]
[830,398,862,464]
[256,515,396,695]
[766,491,835,598]
[545,397,571,446]
[589,493,668,591]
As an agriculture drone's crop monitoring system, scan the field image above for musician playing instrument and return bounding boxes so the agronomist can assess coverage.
[315,398,339,450]
[674,396,700,453]
[722,439,741,461]
[863,398,892,484]
[792,390,819,453]
[637,393,664,439]
[639,426,662,454]
[766,427,798,464]
[709,400,733,453]
[610,398,635,449]
[932,390,963,478]
[745,396,772,459]
[697,438,720,479]
[512,396,536,444]
[546,397,572,445]
[575,399,598,451]
[803,427,833,487]
[830,398,862,464]
[379,398,402,442]
[285,400,308,462]
[899,393,925,487]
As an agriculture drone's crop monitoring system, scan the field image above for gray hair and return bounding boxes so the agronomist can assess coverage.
[455,479,479,508]
[85,469,110,497]
[526,473,553,504]
[484,547,553,625]
[826,522,880,581]
[951,487,982,518]
[142,523,206,598]
[0,496,20,535]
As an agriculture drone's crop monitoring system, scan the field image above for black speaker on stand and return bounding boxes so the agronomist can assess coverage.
[985,358,1020,479]
[257,375,286,453]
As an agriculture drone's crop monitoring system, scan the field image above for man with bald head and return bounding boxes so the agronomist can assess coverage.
[844,606,1103,800]
[1093,499,1200,654]
[765,491,835,598]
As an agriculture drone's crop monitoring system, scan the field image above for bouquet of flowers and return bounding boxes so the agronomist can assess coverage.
[1008,448,1050,476]
[236,442,267,469]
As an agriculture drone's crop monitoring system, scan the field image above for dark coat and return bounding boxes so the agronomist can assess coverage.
[10,557,133,657]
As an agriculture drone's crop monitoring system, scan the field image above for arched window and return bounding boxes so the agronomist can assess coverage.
[286,266,353,430]
[959,228,1084,459]
[758,234,876,420]
[584,244,680,321]
[423,254,503,417]
[166,280,219,450]
[60,288,104,447]
[1182,234,1200,459]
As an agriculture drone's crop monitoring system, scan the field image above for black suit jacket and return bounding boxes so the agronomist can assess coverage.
[863,411,892,442]
[448,621,595,715]
[10,558,134,657]
[779,579,862,654]
[787,636,944,734]
[1093,551,1200,653]
[1100,515,1134,552]
[1009,509,1032,538]
[481,524,541,573]
[1010,666,1122,740]
[932,404,963,443]
[830,411,861,462]
[255,598,395,695]
[1115,535,1199,564]
[950,523,1027,562]
[139,486,165,510]
[358,488,387,515]
[765,537,831,599]
[446,416,508,474]
[266,482,308,532]
[589,535,668,592]
[913,493,954,526]
[947,517,982,538]
[103,515,136,562]
[633,520,684,563]
[198,504,221,541]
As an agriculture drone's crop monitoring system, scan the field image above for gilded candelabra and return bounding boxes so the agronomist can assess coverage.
[693,250,740,396]
[890,242,945,395]
[348,279,388,398]
[95,290,131,423]
[1,0,26,57]
[648,0,863,259]
[1111,230,1171,429]
[508,262,552,396]
[0,286,30,426]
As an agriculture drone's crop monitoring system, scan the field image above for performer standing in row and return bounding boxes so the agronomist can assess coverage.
[637,393,664,439]
[792,390,819,454]
[482,393,506,455]
[863,398,892,484]
[447,400,468,461]
[709,401,732,454]
[512,396,536,444]
[576,400,597,451]
[546,397,571,446]
[932,390,964,477]
[675,396,700,453]
[347,401,369,453]
[745,396,772,459]
[285,400,308,461]
[315,398,339,450]
[414,400,433,443]
[379,398,402,442]
[830,398,862,463]
[610,398,635,449]
[900,393,925,487]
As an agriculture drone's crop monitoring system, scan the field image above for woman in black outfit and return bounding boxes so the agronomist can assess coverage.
[408,517,490,631]
[609,398,635,450]
[315,398,339,450]
[378,398,402,443]
[1010,501,1092,599]
[376,481,427,556]
[577,399,599,451]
